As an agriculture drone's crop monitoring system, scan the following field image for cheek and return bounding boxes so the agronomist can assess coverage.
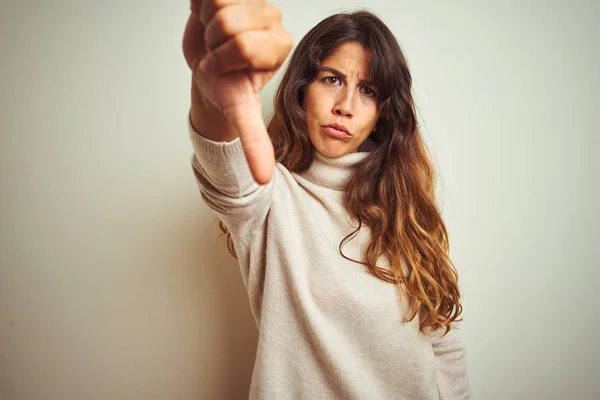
[305,95,323,123]
[305,101,317,126]
[366,105,379,125]
[306,85,329,109]
[359,110,379,137]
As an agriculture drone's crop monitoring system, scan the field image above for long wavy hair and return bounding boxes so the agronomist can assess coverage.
[218,10,462,335]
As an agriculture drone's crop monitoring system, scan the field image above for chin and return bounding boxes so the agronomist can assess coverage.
[312,135,354,158]
[315,146,351,158]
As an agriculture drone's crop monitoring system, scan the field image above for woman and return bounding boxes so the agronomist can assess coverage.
[183,1,471,399]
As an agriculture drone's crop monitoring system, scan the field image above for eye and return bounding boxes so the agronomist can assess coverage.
[362,87,377,97]
[323,76,341,85]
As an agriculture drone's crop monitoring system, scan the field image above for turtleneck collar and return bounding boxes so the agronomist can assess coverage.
[297,137,376,191]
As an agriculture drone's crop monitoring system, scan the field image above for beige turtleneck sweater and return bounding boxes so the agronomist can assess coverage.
[188,115,471,400]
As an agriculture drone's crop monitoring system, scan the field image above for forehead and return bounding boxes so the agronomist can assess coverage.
[321,42,372,78]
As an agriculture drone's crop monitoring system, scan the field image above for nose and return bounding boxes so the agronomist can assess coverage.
[333,88,354,118]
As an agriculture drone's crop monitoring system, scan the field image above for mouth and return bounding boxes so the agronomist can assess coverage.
[323,124,351,138]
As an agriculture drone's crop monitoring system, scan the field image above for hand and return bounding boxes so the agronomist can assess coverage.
[182,0,293,184]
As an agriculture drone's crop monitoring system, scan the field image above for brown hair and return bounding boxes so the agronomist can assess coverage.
[219,10,463,335]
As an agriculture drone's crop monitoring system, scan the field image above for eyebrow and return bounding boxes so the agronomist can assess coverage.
[318,66,376,88]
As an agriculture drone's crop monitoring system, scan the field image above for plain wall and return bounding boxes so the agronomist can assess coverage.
[1,0,598,399]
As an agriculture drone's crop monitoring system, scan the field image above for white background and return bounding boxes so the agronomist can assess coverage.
[1,0,598,399]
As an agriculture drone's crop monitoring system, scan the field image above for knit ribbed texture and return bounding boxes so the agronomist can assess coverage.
[188,113,471,400]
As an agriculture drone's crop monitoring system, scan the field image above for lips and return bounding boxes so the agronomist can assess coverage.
[322,125,352,139]
[325,124,350,135]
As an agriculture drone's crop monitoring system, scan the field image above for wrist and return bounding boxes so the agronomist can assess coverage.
[190,83,239,142]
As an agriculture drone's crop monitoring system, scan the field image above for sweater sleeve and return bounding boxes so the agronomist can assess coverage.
[187,110,274,222]
[187,112,276,317]
[431,325,471,399]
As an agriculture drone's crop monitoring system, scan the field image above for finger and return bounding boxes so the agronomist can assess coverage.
[182,12,207,71]
[200,29,293,74]
[204,3,281,52]
[223,100,275,185]
[199,0,264,27]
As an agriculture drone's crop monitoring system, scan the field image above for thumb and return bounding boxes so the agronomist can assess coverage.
[224,103,275,185]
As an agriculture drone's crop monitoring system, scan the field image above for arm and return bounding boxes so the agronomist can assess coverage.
[189,81,239,143]
[431,325,471,399]
[188,109,275,302]
[182,0,291,219]
[188,109,274,217]
[182,0,293,185]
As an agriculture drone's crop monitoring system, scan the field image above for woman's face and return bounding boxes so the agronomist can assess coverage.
[303,41,380,158]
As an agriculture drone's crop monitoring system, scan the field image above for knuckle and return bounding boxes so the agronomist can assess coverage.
[234,34,252,60]
[275,29,293,53]
[266,4,282,22]
[214,9,232,35]
[284,31,294,50]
